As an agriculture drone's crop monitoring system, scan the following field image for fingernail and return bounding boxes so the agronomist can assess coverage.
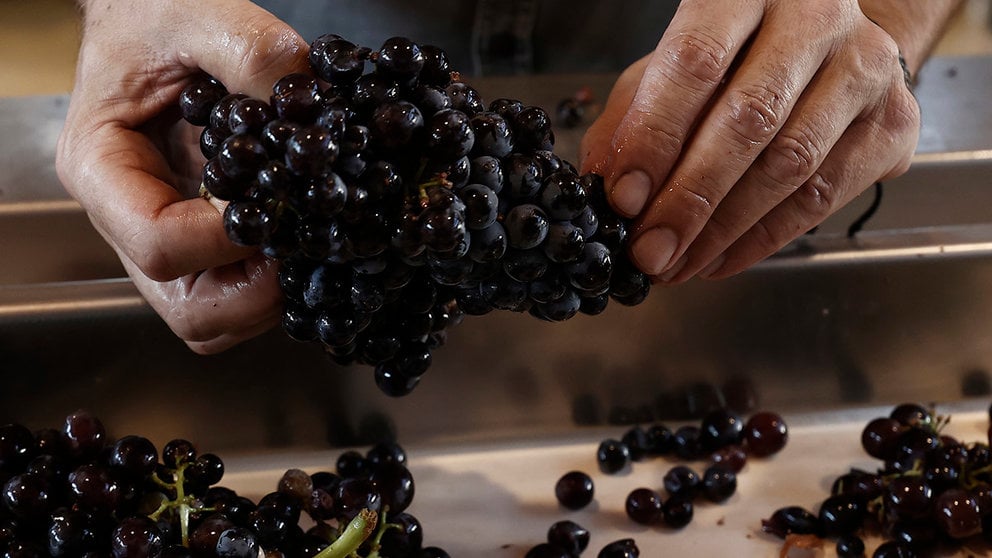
[631,227,678,276]
[658,255,688,283]
[610,170,652,216]
[698,254,726,279]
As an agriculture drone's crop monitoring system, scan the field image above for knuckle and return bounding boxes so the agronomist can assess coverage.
[722,81,791,146]
[760,124,828,186]
[792,171,841,221]
[662,27,734,87]
[671,175,721,221]
[130,231,179,282]
[625,107,684,159]
[234,16,306,84]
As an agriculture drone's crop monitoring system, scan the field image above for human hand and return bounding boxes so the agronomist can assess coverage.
[580,0,926,283]
[56,0,310,353]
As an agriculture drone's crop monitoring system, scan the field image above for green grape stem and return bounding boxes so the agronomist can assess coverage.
[312,509,379,558]
[144,459,208,547]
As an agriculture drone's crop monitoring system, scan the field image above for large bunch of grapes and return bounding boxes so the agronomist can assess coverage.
[179,35,651,397]
[0,411,444,558]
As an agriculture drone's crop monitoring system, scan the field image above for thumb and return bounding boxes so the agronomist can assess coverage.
[175,0,311,100]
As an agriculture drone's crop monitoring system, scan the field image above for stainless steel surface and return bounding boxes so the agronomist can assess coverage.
[1,56,991,453]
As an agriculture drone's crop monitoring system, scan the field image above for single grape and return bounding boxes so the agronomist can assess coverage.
[547,520,589,556]
[597,538,639,558]
[701,465,737,503]
[743,411,789,457]
[625,488,663,525]
[662,496,694,528]
[111,516,163,558]
[596,439,630,475]
[761,506,822,538]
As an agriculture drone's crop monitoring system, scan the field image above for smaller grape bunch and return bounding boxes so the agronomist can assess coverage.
[178,34,651,398]
[0,410,443,558]
[762,402,992,557]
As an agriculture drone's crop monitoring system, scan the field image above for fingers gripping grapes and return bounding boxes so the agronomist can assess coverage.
[582,0,922,283]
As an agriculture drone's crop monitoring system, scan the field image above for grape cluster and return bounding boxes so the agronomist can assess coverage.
[528,408,788,556]
[762,402,992,557]
[0,411,445,558]
[178,35,650,397]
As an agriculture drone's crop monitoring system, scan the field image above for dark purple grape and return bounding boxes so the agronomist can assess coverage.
[663,465,699,500]
[371,101,424,150]
[199,125,228,159]
[565,241,611,293]
[214,527,259,558]
[69,464,121,513]
[505,154,543,200]
[744,411,789,457]
[185,453,225,488]
[547,520,589,556]
[411,84,452,117]
[504,204,549,250]
[335,450,368,479]
[418,547,451,558]
[216,134,267,182]
[597,538,638,558]
[890,403,933,428]
[596,439,630,475]
[368,462,414,514]
[111,517,162,558]
[934,487,981,539]
[466,156,502,192]
[311,36,369,86]
[761,506,822,538]
[543,223,584,264]
[861,417,903,461]
[108,436,158,479]
[0,423,35,472]
[179,75,228,126]
[710,444,747,473]
[700,408,745,452]
[525,543,570,558]
[189,515,236,557]
[285,125,339,177]
[444,82,484,116]
[366,441,407,469]
[872,540,916,558]
[701,465,737,503]
[540,172,587,220]
[228,98,275,135]
[209,93,248,134]
[817,494,865,537]
[625,488,663,525]
[662,496,694,529]
[333,477,381,521]
[555,471,594,510]
[835,535,865,557]
[48,508,95,557]
[418,44,452,86]
[469,111,514,158]
[489,98,524,119]
[377,512,423,557]
[513,106,554,152]
[162,439,197,469]
[270,73,322,123]
[351,73,401,112]
[884,475,933,524]
[63,410,106,461]
[3,473,51,521]
[426,108,474,161]
[374,36,425,82]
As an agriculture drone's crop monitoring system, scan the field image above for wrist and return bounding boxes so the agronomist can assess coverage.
[858,0,963,77]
